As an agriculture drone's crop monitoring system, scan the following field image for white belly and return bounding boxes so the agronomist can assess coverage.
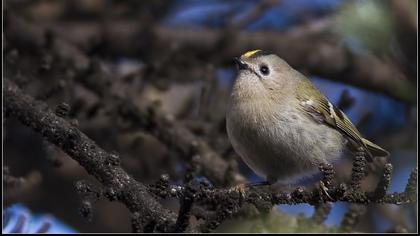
[226,104,346,183]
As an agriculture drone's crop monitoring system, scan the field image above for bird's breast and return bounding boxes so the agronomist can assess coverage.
[226,100,345,181]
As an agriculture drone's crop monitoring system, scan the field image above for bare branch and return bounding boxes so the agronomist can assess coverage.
[28,18,416,103]
[4,79,177,232]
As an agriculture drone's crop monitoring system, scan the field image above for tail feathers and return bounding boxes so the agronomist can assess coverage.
[362,138,390,157]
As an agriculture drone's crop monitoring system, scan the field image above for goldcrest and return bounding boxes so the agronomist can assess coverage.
[226,50,389,185]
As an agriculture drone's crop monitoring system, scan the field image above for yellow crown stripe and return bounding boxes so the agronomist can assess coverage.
[242,49,261,58]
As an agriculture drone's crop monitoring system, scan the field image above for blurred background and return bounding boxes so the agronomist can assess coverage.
[3,0,417,233]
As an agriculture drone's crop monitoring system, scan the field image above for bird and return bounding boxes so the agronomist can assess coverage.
[226,49,389,187]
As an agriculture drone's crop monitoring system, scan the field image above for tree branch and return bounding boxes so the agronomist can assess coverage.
[30,18,416,103]
[4,77,417,232]
[4,12,243,187]
[3,78,176,232]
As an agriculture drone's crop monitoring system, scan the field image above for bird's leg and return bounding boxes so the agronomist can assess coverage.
[229,180,273,197]
[318,180,333,201]
[318,163,334,201]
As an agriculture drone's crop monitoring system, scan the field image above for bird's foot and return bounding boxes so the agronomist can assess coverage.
[319,180,333,201]
[228,181,271,198]
[228,183,247,198]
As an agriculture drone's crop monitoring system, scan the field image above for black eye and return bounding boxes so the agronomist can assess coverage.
[260,65,269,75]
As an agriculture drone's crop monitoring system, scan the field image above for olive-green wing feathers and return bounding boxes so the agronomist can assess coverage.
[361,137,390,157]
[296,79,389,159]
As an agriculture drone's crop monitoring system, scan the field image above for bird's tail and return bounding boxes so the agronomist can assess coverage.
[362,138,390,157]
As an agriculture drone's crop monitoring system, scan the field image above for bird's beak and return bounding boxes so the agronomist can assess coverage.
[234,57,249,70]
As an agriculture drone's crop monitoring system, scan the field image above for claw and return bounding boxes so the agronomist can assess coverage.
[228,183,247,198]
[319,180,333,201]
[228,181,271,199]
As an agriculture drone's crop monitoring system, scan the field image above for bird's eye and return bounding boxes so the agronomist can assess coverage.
[260,65,269,75]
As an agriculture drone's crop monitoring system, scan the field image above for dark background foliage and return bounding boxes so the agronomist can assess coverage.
[3,0,417,233]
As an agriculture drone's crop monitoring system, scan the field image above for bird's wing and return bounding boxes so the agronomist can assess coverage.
[296,79,389,159]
